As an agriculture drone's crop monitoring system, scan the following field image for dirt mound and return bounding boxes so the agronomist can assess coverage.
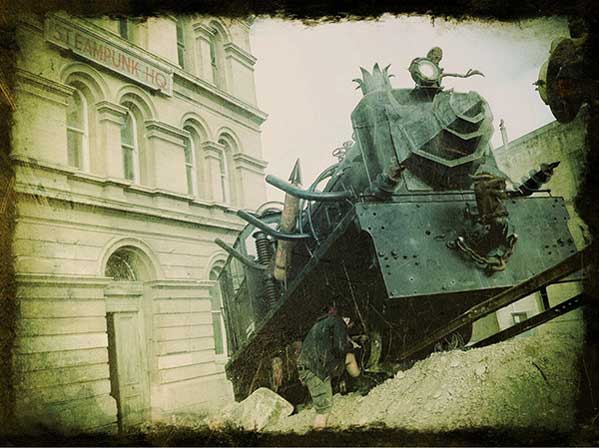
[268,324,583,434]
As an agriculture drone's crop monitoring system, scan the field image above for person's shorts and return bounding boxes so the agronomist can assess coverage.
[298,366,333,414]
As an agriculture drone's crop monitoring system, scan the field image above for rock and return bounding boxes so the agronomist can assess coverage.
[475,365,486,378]
[227,387,294,431]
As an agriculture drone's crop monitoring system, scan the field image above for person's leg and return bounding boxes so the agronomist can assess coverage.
[307,375,333,429]
[299,368,334,429]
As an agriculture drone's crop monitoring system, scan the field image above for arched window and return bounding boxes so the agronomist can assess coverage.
[66,89,88,170]
[176,20,186,69]
[209,25,226,90]
[105,250,138,281]
[120,106,139,182]
[217,148,229,204]
[217,136,238,205]
[183,125,198,196]
[209,263,226,356]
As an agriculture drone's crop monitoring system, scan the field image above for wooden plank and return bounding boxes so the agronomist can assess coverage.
[16,333,108,354]
[15,379,111,409]
[18,317,107,336]
[155,325,213,342]
[154,312,211,328]
[157,337,214,356]
[399,247,590,360]
[14,348,109,372]
[20,300,106,318]
[15,363,109,389]
[159,362,219,384]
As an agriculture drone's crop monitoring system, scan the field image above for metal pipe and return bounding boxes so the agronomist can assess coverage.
[237,210,312,241]
[266,175,354,202]
[214,238,267,271]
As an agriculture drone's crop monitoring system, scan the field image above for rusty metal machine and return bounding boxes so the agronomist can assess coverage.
[216,49,588,402]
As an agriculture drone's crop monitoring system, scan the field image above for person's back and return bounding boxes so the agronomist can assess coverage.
[297,311,359,429]
[298,313,351,381]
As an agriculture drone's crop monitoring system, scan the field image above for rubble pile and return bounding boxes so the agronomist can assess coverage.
[268,322,583,434]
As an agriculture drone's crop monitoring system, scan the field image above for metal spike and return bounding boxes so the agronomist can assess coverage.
[288,159,303,185]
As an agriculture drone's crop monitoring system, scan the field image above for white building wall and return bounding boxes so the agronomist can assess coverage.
[12,12,267,433]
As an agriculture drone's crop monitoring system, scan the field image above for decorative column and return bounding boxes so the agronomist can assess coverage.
[223,42,258,105]
[96,101,128,180]
[14,70,75,165]
[146,16,178,66]
[145,120,189,193]
[232,153,268,210]
[192,23,216,84]
[201,140,226,203]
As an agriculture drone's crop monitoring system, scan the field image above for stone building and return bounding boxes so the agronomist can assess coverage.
[11,13,267,432]
[472,112,587,341]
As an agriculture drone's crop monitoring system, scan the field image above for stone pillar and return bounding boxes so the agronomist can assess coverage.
[232,153,268,209]
[223,43,258,106]
[146,17,178,66]
[192,23,216,84]
[96,101,127,180]
[201,141,226,203]
[13,71,74,165]
[145,120,189,194]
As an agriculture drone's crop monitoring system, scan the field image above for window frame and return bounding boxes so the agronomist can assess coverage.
[176,20,186,69]
[120,108,140,183]
[218,149,229,204]
[182,126,198,196]
[209,264,227,358]
[66,89,89,171]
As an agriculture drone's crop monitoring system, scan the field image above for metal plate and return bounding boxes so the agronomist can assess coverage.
[356,195,576,299]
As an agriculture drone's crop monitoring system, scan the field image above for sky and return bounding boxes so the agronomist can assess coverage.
[249,15,570,202]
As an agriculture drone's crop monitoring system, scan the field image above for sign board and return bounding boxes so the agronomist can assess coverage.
[45,16,173,96]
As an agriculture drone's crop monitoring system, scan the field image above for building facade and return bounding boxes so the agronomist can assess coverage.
[471,112,588,342]
[11,13,267,432]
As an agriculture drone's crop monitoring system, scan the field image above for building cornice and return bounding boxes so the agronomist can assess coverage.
[15,273,113,286]
[74,15,267,125]
[201,140,226,160]
[173,70,267,126]
[16,69,74,105]
[232,153,268,172]
[96,100,128,124]
[192,23,215,39]
[223,42,257,68]
[11,154,247,232]
[48,13,174,96]
[30,14,268,126]
[147,279,210,290]
[145,119,189,147]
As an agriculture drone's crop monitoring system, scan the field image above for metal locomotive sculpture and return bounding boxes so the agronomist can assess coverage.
[216,48,586,402]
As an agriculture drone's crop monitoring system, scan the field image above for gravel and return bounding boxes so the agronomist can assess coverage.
[267,314,584,434]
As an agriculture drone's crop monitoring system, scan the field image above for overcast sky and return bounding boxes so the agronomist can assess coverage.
[249,16,569,201]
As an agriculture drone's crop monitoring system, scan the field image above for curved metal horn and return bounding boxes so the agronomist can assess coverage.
[237,210,312,241]
[214,238,267,271]
[265,175,354,202]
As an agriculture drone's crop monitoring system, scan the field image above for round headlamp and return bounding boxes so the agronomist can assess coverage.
[409,58,441,86]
